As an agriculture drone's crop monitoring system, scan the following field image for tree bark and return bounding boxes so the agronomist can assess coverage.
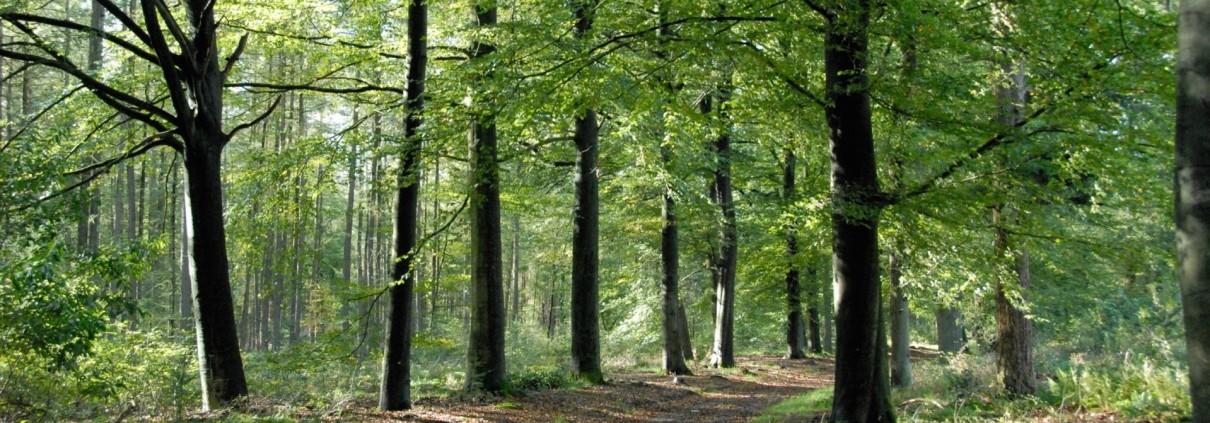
[823,1,894,420]
[677,300,694,360]
[465,1,506,394]
[660,142,691,375]
[568,0,603,384]
[510,214,521,323]
[1177,2,1210,418]
[707,86,737,369]
[993,207,1036,396]
[783,148,806,359]
[379,0,425,410]
[889,251,911,387]
[935,307,963,354]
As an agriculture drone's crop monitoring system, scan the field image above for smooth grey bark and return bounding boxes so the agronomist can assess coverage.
[889,251,912,387]
[783,148,806,359]
[659,142,691,375]
[465,1,506,394]
[379,0,425,410]
[935,307,964,354]
[568,0,602,384]
[822,1,894,420]
[677,300,694,360]
[1176,2,1210,418]
[510,214,521,323]
[707,87,737,369]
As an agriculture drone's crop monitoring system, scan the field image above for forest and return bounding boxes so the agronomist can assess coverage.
[0,0,1204,421]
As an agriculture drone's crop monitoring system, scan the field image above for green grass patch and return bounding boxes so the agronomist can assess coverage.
[754,388,832,423]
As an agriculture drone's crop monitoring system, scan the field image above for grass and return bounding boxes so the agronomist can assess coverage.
[753,388,833,423]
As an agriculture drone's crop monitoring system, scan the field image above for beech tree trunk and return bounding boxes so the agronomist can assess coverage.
[783,148,806,359]
[465,1,506,393]
[655,5,690,376]
[993,206,1036,396]
[379,0,425,410]
[677,300,694,360]
[568,0,603,384]
[823,1,894,420]
[1176,2,1210,418]
[936,307,964,354]
[707,86,737,369]
[889,251,912,387]
[510,215,521,323]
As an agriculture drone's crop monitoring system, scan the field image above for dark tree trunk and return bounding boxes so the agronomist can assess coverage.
[379,0,425,410]
[783,148,806,359]
[889,252,912,387]
[823,1,894,420]
[660,144,691,375]
[935,307,964,354]
[184,145,247,407]
[465,1,506,394]
[568,0,603,384]
[707,87,737,369]
[1177,2,1210,417]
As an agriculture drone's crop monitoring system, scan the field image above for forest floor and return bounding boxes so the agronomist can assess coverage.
[319,355,832,422]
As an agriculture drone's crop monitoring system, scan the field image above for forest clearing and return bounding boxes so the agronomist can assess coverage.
[0,0,1205,421]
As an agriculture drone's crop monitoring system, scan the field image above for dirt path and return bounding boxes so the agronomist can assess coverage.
[349,356,833,422]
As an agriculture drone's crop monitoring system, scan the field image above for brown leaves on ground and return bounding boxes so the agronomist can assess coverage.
[326,355,833,422]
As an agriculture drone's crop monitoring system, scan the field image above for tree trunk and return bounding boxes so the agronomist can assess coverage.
[807,265,823,354]
[184,145,247,407]
[465,1,506,394]
[660,144,691,375]
[379,0,425,410]
[677,300,694,361]
[935,307,964,354]
[824,1,894,420]
[993,206,1036,396]
[1176,2,1210,417]
[569,0,602,383]
[510,214,521,323]
[181,186,193,327]
[707,86,737,369]
[783,148,806,359]
[889,251,911,387]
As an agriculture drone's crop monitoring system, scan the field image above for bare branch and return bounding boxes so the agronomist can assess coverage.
[0,13,158,63]
[226,95,282,142]
[221,32,248,81]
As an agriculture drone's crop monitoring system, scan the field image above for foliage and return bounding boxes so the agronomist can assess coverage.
[754,388,834,423]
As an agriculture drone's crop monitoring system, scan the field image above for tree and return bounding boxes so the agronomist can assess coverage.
[379,0,426,411]
[465,0,506,394]
[1175,1,1210,418]
[707,83,737,369]
[569,0,603,384]
[655,3,690,376]
[813,0,894,420]
[0,0,264,408]
[888,251,911,387]
[783,147,806,359]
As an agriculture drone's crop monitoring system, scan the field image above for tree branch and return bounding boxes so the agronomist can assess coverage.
[226,95,282,142]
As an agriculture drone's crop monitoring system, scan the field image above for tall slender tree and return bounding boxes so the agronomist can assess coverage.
[380,0,427,410]
[783,147,807,359]
[569,0,603,384]
[465,0,506,394]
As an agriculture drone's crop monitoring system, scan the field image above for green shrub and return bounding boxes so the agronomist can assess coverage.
[1045,355,1189,421]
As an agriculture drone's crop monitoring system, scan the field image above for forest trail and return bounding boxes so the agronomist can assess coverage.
[350,356,833,422]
